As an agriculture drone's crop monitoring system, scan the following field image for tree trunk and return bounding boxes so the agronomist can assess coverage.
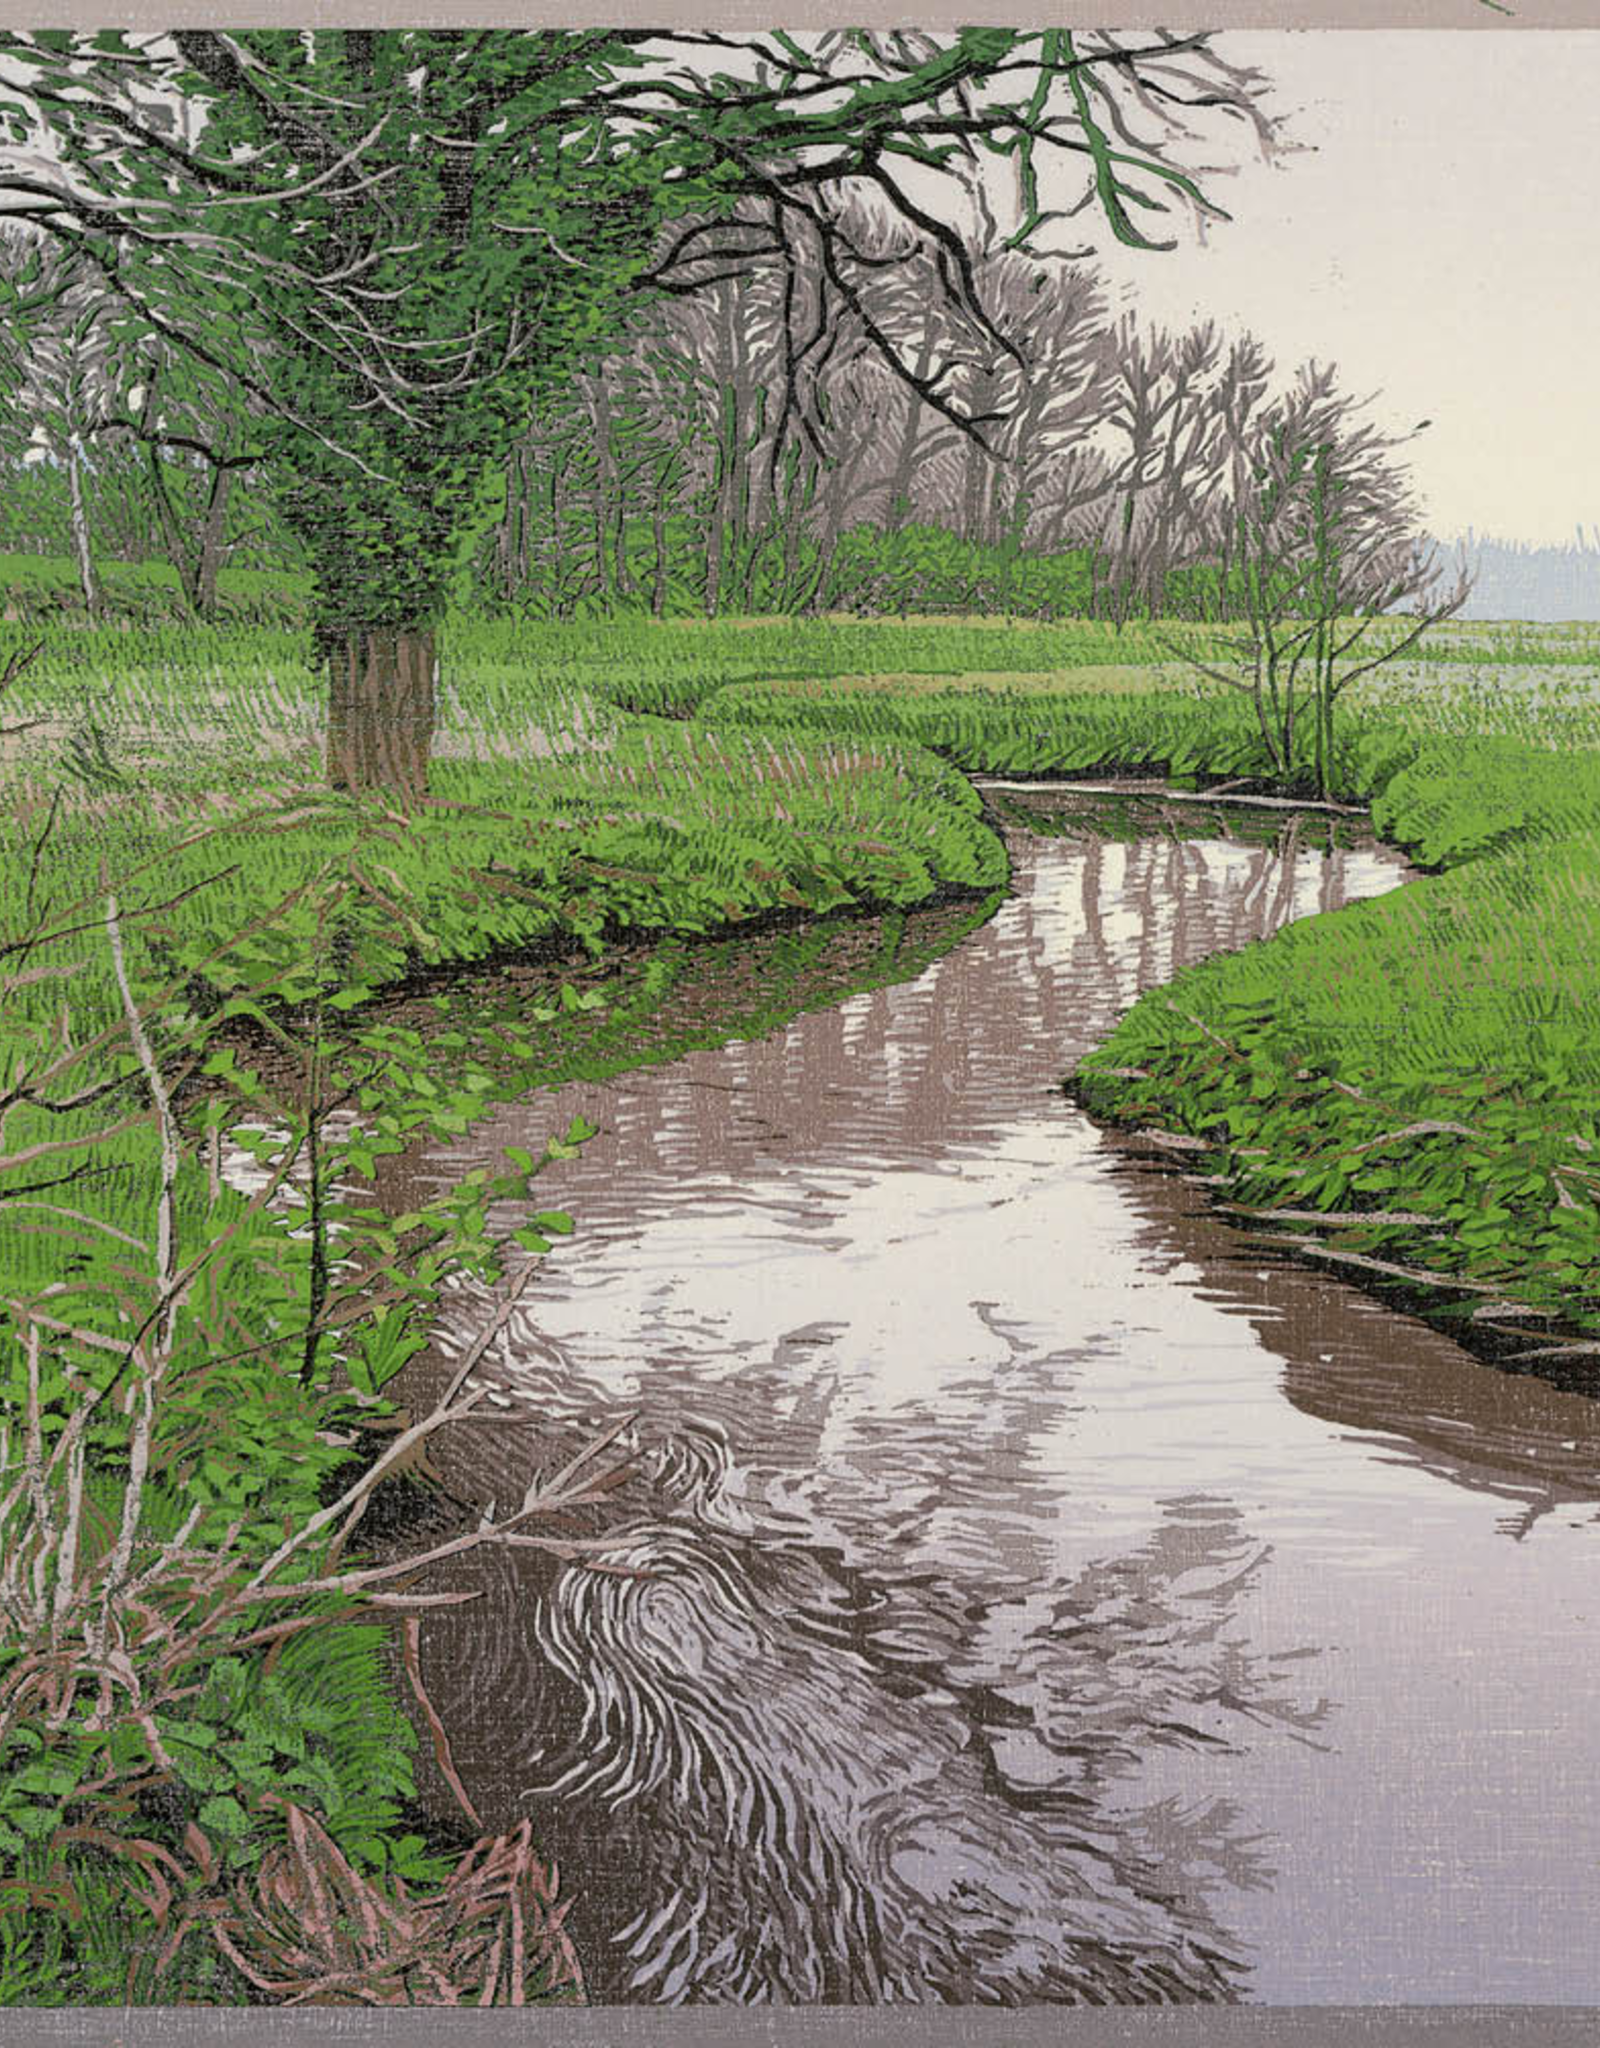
[804,534,836,615]
[650,466,673,618]
[515,448,532,589]
[326,627,437,802]
[66,441,99,619]
[1112,486,1140,628]
[591,377,614,606]
[962,436,989,547]
[500,444,531,601]
[194,466,234,619]
[882,333,935,529]
[141,441,206,617]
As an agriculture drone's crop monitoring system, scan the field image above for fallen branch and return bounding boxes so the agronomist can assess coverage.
[1221,1203,1447,1231]
[1341,1118,1481,1156]
[1129,1125,1208,1153]
[402,1614,482,1834]
[0,639,44,694]
[1277,1234,1497,1294]
[977,776,1369,816]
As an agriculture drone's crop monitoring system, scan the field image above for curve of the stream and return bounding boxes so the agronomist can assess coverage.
[396,804,1600,2007]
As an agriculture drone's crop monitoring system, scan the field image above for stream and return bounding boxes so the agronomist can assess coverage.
[396,797,1600,2006]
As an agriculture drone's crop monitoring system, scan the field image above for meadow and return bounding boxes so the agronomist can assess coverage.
[7,600,1600,1347]
[4,595,1600,2000]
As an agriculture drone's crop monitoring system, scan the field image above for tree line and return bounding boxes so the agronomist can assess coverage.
[2,199,1441,638]
[475,213,1444,630]
[0,29,1460,796]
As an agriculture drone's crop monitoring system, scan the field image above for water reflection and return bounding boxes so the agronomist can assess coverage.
[1110,1146,1600,1538]
[394,808,1600,2005]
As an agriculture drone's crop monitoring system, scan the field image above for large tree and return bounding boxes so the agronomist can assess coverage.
[0,28,1278,795]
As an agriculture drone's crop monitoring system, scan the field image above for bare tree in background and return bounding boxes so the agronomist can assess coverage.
[0,232,275,616]
[1169,364,1471,795]
[0,238,116,614]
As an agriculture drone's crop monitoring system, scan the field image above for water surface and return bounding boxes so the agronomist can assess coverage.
[402,805,1600,2005]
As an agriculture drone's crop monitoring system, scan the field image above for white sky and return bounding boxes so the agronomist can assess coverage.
[1085,31,1600,547]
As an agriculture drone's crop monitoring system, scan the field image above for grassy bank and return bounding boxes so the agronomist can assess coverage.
[1073,827,1600,1349]
[5,605,1600,2002]
[0,553,311,628]
[9,609,1600,1373]
[0,614,1009,2006]
[0,616,1002,1054]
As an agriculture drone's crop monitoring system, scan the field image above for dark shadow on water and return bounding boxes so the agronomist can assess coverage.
[1107,1145,1600,1542]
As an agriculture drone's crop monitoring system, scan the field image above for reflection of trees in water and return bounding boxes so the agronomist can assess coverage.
[391,819,1376,1222]
[1107,1148,1600,1542]
[377,822,1399,2002]
[1054,821,1355,1044]
[410,1323,1310,2002]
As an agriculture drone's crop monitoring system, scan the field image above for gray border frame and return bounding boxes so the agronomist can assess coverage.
[2,5,1597,2043]
[4,2009,1600,2044]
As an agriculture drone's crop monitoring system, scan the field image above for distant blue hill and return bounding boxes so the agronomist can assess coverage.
[1435,531,1600,623]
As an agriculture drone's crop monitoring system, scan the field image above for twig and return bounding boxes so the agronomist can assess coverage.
[402,1615,483,1832]
[97,893,186,1658]
[0,639,44,693]
[977,776,1368,816]
[23,780,64,928]
[1500,1340,1600,1365]
[1129,1125,1207,1152]
[1219,1203,1446,1231]
[1278,1234,1497,1294]
[1340,1118,1480,1157]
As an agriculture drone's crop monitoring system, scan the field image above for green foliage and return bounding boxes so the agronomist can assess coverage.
[820,525,1104,620]
[0,607,1029,2006]
[0,1614,445,2002]
[1061,661,1600,1344]
[1369,737,1600,867]
[490,517,1114,626]
[145,34,681,638]
[4,601,1600,2004]
[703,677,1281,784]
[0,786,619,2002]
[0,28,1275,657]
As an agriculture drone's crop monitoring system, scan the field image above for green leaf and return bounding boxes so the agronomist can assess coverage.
[197,1795,253,1839]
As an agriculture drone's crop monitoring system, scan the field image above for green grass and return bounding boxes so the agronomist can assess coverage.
[0,553,311,627]
[652,613,1600,1358]
[9,603,1600,1360]
[0,614,1006,1293]
[454,614,1200,718]
[1,686,999,1044]
[1072,826,1600,1343]
[6,601,1600,1998]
